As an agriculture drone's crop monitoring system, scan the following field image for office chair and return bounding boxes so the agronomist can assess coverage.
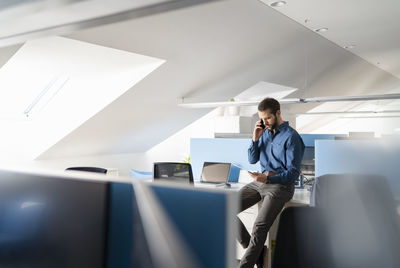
[274,174,400,268]
[65,167,107,174]
[153,162,194,184]
[310,174,400,268]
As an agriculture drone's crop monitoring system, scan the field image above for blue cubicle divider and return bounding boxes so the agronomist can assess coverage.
[300,134,346,146]
[315,139,400,199]
[151,185,230,268]
[190,135,344,182]
[107,181,235,268]
[107,182,134,268]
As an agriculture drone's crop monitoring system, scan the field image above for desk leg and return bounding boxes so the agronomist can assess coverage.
[263,201,308,268]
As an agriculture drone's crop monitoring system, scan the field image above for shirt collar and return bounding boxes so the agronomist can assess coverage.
[269,121,289,135]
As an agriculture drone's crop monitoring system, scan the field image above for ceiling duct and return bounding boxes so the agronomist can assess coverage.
[0,0,219,48]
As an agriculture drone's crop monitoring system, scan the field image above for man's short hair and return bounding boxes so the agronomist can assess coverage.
[258,97,280,114]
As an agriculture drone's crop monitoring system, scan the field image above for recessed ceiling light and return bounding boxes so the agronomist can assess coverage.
[343,44,356,49]
[315,27,328,33]
[269,1,287,7]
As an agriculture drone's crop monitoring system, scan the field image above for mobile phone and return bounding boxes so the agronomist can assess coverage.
[259,119,265,129]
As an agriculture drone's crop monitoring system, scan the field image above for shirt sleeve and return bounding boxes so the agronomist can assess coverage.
[248,139,261,164]
[268,133,305,184]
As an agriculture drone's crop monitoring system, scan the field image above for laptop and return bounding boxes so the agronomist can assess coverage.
[200,162,231,185]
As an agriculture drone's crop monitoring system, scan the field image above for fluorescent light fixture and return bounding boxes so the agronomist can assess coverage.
[295,110,400,115]
[340,115,400,119]
[178,93,400,108]
[301,93,400,103]
[179,100,262,108]
[315,27,328,33]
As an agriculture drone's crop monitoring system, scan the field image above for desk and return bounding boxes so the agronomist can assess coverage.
[195,181,310,268]
[195,181,310,203]
[194,181,246,191]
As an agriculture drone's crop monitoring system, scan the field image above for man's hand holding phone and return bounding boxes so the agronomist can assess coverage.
[247,170,278,184]
[252,119,265,142]
[247,171,268,183]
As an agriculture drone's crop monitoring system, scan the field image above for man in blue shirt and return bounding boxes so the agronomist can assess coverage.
[238,98,305,268]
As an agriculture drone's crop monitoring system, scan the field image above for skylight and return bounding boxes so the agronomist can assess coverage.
[0,36,165,161]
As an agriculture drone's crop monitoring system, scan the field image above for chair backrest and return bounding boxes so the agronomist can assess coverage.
[311,173,395,208]
[309,173,400,268]
[65,167,107,174]
[153,162,194,184]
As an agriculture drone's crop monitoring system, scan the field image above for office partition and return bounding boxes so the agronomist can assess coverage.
[190,135,343,182]
[108,180,237,268]
[315,139,400,199]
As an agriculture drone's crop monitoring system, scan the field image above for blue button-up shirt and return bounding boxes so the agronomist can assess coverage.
[248,121,305,185]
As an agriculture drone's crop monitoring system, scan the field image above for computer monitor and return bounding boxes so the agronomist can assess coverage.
[153,162,194,184]
[300,146,315,175]
[200,162,231,183]
[0,169,109,268]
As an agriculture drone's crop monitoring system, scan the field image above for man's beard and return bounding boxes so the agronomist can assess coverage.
[269,115,278,130]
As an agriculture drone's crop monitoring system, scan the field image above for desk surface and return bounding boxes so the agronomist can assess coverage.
[194,181,310,205]
[194,181,245,191]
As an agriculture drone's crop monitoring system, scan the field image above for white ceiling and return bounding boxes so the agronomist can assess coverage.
[36,0,400,158]
[263,0,400,79]
[1,0,399,159]
[263,0,400,133]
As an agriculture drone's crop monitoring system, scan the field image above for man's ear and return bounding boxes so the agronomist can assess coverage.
[276,110,281,117]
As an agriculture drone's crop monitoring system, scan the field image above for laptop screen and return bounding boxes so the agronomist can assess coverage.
[200,162,231,183]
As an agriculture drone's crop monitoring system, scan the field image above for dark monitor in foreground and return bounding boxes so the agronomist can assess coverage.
[0,169,236,268]
[0,170,108,268]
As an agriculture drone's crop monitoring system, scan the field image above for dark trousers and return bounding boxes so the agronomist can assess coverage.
[237,181,294,268]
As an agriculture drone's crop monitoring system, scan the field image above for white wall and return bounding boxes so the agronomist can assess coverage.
[13,109,217,177]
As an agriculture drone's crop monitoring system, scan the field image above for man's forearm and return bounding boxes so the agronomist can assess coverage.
[262,170,277,177]
[268,169,300,184]
[248,141,260,164]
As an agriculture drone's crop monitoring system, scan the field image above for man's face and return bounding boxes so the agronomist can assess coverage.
[258,109,277,131]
